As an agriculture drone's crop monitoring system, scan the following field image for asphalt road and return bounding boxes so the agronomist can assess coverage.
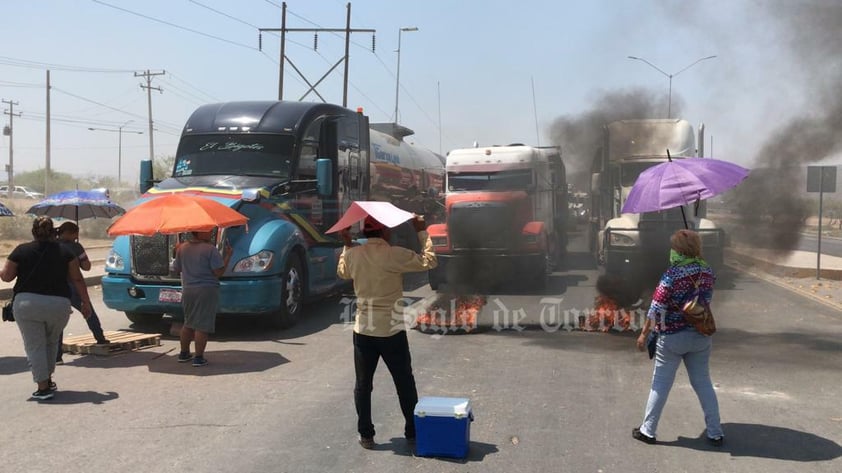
[2,230,841,472]
[798,233,842,257]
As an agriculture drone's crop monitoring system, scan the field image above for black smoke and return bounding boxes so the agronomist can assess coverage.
[728,1,842,252]
[547,88,674,190]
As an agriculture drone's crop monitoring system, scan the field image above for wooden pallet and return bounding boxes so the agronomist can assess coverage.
[62,330,161,356]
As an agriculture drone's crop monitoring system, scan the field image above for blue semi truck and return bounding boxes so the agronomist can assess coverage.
[102,101,444,328]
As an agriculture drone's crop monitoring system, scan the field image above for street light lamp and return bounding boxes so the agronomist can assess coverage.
[394,26,419,123]
[627,55,717,118]
[88,120,143,185]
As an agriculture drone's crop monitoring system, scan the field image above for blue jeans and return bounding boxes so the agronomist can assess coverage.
[57,284,107,361]
[640,328,723,439]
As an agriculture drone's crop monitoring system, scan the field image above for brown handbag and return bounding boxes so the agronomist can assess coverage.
[682,273,716,336]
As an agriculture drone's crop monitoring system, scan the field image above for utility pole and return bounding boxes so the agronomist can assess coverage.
[259,2,375,106]
[45,69,51,194]
[134,70,165,165]
[2,99,21,199]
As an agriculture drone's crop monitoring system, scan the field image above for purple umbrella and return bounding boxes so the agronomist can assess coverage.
[622,155,750,227]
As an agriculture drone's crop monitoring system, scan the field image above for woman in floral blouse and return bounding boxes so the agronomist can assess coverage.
[633,229,723,446]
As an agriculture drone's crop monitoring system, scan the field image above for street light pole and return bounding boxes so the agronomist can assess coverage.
[394,26,418,123]
[89,121,143,185]
[627,55,717,118]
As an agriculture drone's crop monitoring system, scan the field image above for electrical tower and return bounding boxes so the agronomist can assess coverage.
[259,2,375,106]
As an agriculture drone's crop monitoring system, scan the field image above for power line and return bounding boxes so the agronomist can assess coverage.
[51,85,181,131]
[52,86,149,122]
[158,79,209,106]
[0,55,135,73]
[0,80,42,88]
[188,0,260,29]
[62,87,141,115]
[25,111,147,129]
[166,72,220,102]
[18,114,180,136]
[92,0,258,51]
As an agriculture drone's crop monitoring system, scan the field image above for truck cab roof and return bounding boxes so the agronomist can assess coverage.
[446,145,561,173]
[607,119,695,160]
[182,101,356,135]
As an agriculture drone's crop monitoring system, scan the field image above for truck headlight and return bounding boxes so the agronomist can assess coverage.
[105,250,125,271]
[232,250,274,273]
[431,236,447,247]
[608,232,636,246]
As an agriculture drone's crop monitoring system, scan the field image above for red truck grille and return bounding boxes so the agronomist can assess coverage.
[449,202,518,250]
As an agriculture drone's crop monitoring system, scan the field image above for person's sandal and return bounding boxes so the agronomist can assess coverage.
[632,427,656,445]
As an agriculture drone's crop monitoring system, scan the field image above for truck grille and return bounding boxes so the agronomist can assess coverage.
[132,234,176,278]
[449,202,518,250]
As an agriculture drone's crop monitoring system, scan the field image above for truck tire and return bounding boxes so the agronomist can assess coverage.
[125,312,164,325]
[267,255,304,329]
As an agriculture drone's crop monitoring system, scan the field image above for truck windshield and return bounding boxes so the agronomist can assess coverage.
[174,134,294,178]
[448,170,532,191]
[620,162,659,187]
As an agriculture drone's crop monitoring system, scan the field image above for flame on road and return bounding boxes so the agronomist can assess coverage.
[415,294,486,333]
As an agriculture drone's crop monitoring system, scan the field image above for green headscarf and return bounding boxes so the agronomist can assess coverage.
[669,249,709,267]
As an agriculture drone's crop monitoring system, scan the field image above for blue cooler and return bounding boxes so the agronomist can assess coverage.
[414,397,473,458]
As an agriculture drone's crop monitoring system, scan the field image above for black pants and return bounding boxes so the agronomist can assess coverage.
[353,330,418,439]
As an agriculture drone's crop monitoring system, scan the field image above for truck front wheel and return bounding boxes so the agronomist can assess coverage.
[125,312,164,325]
[267,255,304,329]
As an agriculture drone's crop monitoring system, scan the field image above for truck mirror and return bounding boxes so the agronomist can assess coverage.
[139,160,153,194]
[591,173,601,193]
[316,158,334,197]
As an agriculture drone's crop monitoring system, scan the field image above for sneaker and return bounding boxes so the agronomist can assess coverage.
[708,436,724,447]
[96,338,111,345]
[177,352,193,363]
[55,358,64,365]
[192,356,208,367]
[48,380,57,392]
[31,389,54,400]
[359,436,375,450]
[632,427,656,445]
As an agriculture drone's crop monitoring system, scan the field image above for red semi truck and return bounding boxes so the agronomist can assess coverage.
[426,144,568,290]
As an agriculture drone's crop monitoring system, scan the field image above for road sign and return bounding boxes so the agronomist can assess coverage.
[807,166,836,193]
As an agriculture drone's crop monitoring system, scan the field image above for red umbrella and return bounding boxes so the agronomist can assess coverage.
[107,193,248,236]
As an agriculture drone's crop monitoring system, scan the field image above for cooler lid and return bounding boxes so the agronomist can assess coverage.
[414,396,472,418]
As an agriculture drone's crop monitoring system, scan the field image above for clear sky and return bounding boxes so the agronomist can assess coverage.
[0,0,838,186]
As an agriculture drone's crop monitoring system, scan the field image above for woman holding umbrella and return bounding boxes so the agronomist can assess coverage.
[633,229,723,446]
[55,222,110,361]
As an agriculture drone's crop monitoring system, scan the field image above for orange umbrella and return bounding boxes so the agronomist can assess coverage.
[107,193,248,236]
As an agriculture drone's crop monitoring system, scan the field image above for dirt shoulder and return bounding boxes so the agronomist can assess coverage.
[0,238,114,258]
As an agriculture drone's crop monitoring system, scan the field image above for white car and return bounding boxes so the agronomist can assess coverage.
[0,185,45,199]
